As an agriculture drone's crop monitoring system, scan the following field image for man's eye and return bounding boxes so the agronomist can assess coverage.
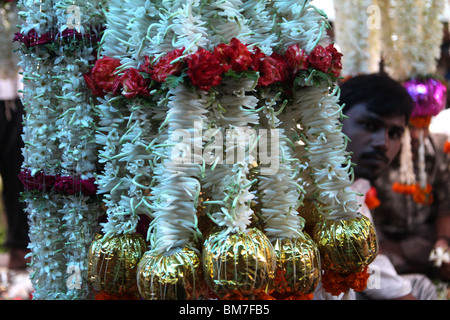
[361,121,377,131]
[389,130,403,139]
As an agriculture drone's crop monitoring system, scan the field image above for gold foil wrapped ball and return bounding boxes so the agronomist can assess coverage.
[137,246,204,300]
[87,233,147,298]
[272,234,321,296]
[313,215,378,274]
[202,228,276,299]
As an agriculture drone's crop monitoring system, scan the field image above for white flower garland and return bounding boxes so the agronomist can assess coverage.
[334,0,380,77]
[19,0,63,299]
[241,0,279,55]
[258,120,305,241]
[380,0,445,81]
[296,85,360,220]
[18,0,103,299]
[398,127,417,186]
[149,85,207,254]
[274,0,328,54]
[202,78,259,236]
[97,0,157,240]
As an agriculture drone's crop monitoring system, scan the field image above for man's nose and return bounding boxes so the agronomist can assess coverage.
[372,129,389,151]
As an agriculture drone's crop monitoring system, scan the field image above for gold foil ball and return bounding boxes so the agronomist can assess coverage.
[202,228,276,299]
[87,233,147,298]
[137,246,204,300]
[272,234,321,295]
[298,200,323,237]
[313,215,378,274]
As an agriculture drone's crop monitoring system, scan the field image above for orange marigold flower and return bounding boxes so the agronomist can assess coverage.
[346,267,370,292]
[365,187,381,209]
[322,267,371,296]
[409,116,432,129]
[444,141,450,154]
[413,183,433,205]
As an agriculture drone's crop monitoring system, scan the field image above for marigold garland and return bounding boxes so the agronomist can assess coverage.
[392,182,417,195]
[321,267,370,296]
[393,181,434,205]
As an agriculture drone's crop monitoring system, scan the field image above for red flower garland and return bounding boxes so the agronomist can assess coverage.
[185,48,225,91]
[13,27,102,48]
[84,39,343,98]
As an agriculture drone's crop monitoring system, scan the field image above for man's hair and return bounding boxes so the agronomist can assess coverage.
[339,73,414,123]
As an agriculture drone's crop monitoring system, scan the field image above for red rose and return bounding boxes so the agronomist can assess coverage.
[307,45,332,73]
[117,68,151,99]
[80,178,98,196]
[253,50,288,86]
[284,44,309,76]
[83,69,105,97]
[140,55,154,74]
[250,47,267,68]
[85,57,122,96]
[213,38,253,73]
[13,29,54,47]
[54,176,77,195]
[186,48,224,91]
[150,48,185,82]
[326,44,343,77]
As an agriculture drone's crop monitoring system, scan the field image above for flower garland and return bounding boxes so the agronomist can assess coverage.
[92,0,158,249]
[85,0,376,301]
[86,42,342,101]
[17,0,103,299]
[333,0,380,77]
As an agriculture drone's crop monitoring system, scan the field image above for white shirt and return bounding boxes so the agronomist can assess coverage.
[351,178,412,299]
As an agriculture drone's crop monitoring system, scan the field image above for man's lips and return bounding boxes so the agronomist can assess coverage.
[360,151,389,165]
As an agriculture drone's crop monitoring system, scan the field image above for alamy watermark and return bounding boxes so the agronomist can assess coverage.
[170,122,280,175]
[367,5,381,30]
[66,5,81,32]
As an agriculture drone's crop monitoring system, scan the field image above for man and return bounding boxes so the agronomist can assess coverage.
[339,73,438,300]
[372,119,450,281]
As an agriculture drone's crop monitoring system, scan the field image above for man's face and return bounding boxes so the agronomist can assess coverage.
[342,103,406,181]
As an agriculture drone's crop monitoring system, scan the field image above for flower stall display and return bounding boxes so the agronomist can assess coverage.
[82,0,378,301]
[16,0,104,299]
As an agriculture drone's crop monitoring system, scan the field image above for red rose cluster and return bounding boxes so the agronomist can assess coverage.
[84,38,342,98]
[19,170,97,196]
[13,28,101,48]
